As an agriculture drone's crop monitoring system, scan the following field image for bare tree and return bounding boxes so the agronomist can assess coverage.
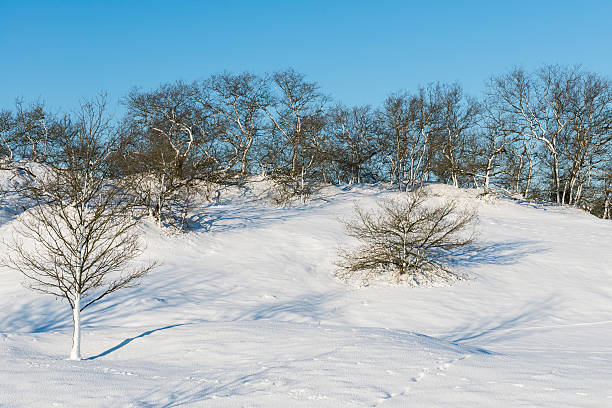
[410,86,440,185]
[201,72,270,175]
[0,101,57,172]
[257,69,329,202]
[2,97,156,360]
[489,66,612,208]
[559,72,612,205]
[377,88,440,190]
[377,92,414,190]
[327,104,378,184]
[431,83,480,188]
[336,188,477,285]
[600,165,612,219]
[123,82,219,229]
[490,67,575,202]
[468,129,514,192]
[10,100,54,164]
[0,109,14,165]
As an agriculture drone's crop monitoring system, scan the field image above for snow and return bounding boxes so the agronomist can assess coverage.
[1,179,612,406]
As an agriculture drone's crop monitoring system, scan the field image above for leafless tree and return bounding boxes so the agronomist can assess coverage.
[257,69,329,202]
[326,104,378,184]
[3,65,609,219]
[600,165,612,219]
[431,83,480,188]
[336,188,477,285]
[410,86,440,185]
[0,109,14,165]
[473,83,525,192]
[201,72,270,175]
[0,101,56,171]
[1,102,59,209]
[558,72,612,205]
[10,100,54,164]
[123,82,220,229]
[377,92,414,190]
[1,97,156,360]
[489,67,574,202]
[489,66,612,207]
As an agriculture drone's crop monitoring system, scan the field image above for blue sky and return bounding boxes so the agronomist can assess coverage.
[1,0,611,116]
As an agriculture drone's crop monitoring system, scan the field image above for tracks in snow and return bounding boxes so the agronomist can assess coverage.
[373,353,473,407]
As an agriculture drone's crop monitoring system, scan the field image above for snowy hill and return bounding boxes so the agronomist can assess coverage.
[1,181,612,407]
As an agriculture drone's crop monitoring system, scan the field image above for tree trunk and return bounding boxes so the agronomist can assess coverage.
[157,173,165,228]
[524,157,533,198]
[484,156,493,191]
[70,293,82,360]
[552,153,561,203]
[451,172,458,188]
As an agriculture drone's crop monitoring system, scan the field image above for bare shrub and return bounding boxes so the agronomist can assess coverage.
[269,173,320,206]
[336,188,477,286]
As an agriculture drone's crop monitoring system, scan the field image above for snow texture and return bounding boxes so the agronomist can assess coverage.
[1,178,611,407]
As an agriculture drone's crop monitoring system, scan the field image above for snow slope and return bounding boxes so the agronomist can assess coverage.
[1,180,611,407]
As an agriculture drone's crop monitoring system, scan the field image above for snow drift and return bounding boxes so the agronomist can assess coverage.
[1,179,611,407]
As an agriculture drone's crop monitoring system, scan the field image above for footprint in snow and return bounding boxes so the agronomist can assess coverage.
[412,369,427,382]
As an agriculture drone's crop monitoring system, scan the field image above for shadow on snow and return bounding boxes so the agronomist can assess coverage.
[87,324,185,360]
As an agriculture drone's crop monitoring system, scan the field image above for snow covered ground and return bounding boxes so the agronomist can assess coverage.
[1,180,611,407]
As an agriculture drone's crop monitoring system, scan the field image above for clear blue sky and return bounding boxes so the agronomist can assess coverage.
[1,0,611,116]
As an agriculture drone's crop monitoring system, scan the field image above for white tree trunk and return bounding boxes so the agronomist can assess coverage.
[70,293,82,360]
[484,156,493,191]
[157,174,165,228]
[451,172,458,188]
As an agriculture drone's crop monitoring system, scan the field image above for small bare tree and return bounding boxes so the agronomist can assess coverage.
[336,188,476,285]
[1,97,156,360]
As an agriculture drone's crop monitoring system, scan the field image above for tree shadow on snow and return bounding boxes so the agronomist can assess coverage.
[235,292,341,323]
[0,272,202,334]
[439,295,560,349]
[183,203,323,234]
[134,366,284,408]
[87,324,185,360]
[0,299,72,333]
[444,240,549,269]
[181,184,389,233]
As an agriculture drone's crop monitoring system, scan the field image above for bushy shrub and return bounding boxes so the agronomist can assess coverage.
[336,188,477,286]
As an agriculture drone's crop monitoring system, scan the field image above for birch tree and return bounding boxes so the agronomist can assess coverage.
[327,104,378,184]
[558,72,612,205]
[0,110,13,165]
[2,98,155,360]
[201,72,269,175]
[378,92,413,190]
[124,82,218,229]
[258,69,328,201]
[490,66,612,205]
[490,67,575,202]
[431,83,480,188]
[0,101,55,176]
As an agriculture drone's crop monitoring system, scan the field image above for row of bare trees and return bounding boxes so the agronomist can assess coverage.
[2,65,611,219]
